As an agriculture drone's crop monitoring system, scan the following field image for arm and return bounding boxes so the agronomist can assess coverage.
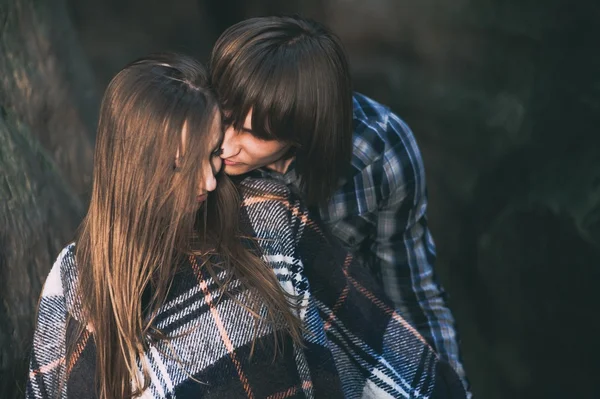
[374,113,470,394]
[26,247,71,399]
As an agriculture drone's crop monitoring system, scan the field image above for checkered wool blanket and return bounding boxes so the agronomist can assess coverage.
[27,178,466,398]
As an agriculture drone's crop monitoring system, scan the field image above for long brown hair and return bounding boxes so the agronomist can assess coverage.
[73,53,301,398]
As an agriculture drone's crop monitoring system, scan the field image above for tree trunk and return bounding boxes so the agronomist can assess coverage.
[0,0,97,397]
[0,0,97,197]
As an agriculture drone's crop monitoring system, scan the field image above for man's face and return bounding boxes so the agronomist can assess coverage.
[220,109,292,175]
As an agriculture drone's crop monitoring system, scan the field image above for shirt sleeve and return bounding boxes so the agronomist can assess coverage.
[373,113,470,395]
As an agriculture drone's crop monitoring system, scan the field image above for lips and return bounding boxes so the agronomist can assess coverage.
[196,194,207,202]
[223,159,243,166]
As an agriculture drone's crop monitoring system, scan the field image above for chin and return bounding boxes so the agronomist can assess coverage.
[224,165,250,176]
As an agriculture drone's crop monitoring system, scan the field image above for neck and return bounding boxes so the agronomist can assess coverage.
[266,156,295,174]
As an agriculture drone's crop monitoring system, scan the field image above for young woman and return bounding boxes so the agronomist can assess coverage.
[27,53,466,399]
[27,53,301,399]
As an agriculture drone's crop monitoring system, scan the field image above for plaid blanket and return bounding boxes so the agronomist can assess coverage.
[27,178,466,398]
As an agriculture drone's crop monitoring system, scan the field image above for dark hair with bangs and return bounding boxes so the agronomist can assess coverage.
[210,15,353,205]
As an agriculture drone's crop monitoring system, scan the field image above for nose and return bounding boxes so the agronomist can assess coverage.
[220,125,240,159]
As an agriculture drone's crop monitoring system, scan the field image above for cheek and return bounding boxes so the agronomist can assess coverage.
[245,140,288,163]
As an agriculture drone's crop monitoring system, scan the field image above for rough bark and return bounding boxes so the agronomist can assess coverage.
[0,109,83,398]
[0,0,97,197]
[0,0,96,396]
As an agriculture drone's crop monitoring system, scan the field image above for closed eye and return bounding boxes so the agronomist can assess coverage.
[212,148,223,157]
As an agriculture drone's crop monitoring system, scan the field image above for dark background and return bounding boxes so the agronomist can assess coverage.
[1,0,599,398]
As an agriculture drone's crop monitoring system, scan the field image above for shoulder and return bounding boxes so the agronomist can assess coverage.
[40,243,84,318]
[352,92,391,121]
[237,177,292,203]
[348,93,425,197]
[352,92,421,166]
[42,243,76,297]
[237,177,308,235]
[236,178,324,276]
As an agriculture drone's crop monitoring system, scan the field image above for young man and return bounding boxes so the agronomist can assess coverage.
[210,15,470,394]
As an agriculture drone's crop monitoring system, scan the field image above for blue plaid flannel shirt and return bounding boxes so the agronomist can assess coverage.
[248,92,469,394]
